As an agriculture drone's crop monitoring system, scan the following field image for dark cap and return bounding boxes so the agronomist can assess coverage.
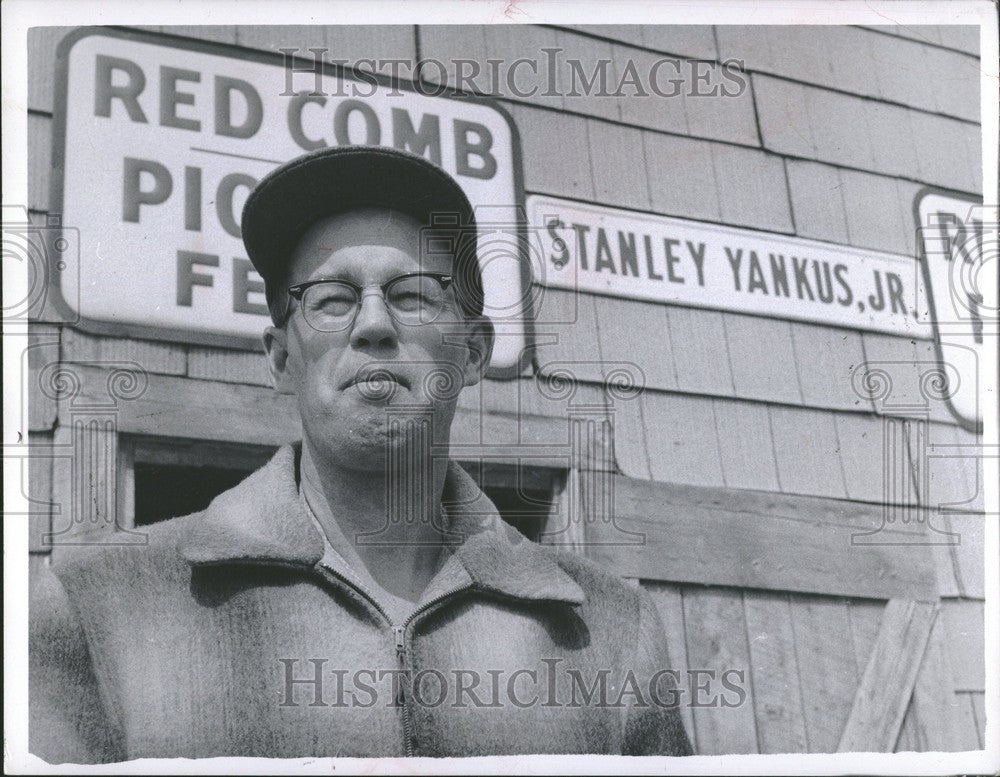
[241,145,483,321]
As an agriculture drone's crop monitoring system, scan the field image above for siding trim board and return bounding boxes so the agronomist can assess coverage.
[586,473,938,600]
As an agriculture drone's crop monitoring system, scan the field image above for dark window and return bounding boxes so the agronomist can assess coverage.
[134,463,254,526]
[481,485,552,543]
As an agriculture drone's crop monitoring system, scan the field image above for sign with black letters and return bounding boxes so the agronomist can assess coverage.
[51,28,529,377]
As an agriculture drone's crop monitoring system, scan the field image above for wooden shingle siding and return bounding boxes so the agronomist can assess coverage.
[643,132,722,222]
[723,314,802,404]
[482,25,563,110]
[933,25,981,57]
[769,406,848,499]
[28,113,51,213]
[508,105,595,199]
[591,296,676,391]
[712,398,781,492]
[838,168,919,257]
[611,44,694,137]
[710,144,794,232]
[26,326,60,433]
[683,62,760,147]
[754,74,981,194]
[784,160,851,245]
[640,391,725,486]
[862,333,961,425]
[833,412,904,504]
[605,383,651,479]
[568,25,718,61]
[717,26,979,121]
[864,24,981,57]
[28,432,55,553]
[552,29,620,122]
[187,346,272,387]
[790,323,872,412]
[61,328,187,375]
[664,306,735,395]
[531,287,604,383]
[587,120,651,211]
[27,27,74,114]
[418,26,489,92]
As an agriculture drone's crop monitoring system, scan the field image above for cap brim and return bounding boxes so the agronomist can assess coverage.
[241,146,477,287]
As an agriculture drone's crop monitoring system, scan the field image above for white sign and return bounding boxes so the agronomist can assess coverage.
[527,195,933,339]
[54,29,528,376]
[915,190,991,431]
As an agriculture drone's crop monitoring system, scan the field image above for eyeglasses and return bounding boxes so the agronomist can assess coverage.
[286,272,456,332]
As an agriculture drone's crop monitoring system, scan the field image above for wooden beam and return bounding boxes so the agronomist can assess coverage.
[837,599,938,752]
[587,475,939,600]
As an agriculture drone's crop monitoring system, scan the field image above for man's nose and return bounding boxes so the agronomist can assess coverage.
[349,291,398,350]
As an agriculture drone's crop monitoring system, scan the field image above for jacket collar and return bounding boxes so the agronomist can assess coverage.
[180,444,584,606]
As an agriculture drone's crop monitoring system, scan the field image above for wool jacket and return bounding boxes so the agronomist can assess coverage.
[29,444,693,762]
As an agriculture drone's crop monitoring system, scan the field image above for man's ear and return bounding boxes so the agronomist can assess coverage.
[262,325,297,394]
[461,315,495,387]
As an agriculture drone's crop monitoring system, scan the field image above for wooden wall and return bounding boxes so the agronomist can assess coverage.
[25,23,985,753]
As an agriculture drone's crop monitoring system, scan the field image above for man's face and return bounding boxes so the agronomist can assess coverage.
[263,207,493,471]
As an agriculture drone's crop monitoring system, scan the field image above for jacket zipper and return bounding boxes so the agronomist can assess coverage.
[314,563,469,757]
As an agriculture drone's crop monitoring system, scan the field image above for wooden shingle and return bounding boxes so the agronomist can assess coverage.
[592,296,676,391]
[605,383,651,479]
[187,347,272,387]
[724,314,803,404]
[588,121,651,212]
[769,406,848,499]
[712,398,781,492]
[418,26,489,90]
[834,412,893,504]
[532,287,605,383]
[643,132,721,223]
[711,145,794,233]
[790,323,872,412]
[665,306,735,396]
[553,30,620,122]
[612,44,689,136]
[641,390,725,487]
[508,104,595,200]
[28,113,51,213]
[682,64,760,147]
[785,160,850,245]
[482,24,563,109]
[62,328,186,375]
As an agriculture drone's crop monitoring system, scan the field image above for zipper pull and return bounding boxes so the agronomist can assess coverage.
[394,625,406,661]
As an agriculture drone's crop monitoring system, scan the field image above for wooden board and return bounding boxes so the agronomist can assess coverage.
[57,364,301,447]
[587,475,939,599]
[791,595,861,752]
[743,591,809,753]
[682,587,759,754]
[837,599,937,752]
[642,582,696,742]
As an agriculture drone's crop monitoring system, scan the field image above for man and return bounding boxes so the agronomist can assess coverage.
[29,147,693,761]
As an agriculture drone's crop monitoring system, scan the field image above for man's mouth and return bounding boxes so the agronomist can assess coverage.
[341,368,411,392]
